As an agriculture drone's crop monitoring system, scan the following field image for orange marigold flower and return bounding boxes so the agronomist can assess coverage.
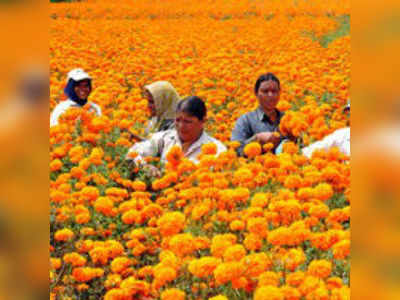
[50,159,63,172]
[254,285,284,300]
[223,244,246,262]
[166,145,183,166]
[244,142,262,158]
[188,256,221,278]
[72,267,104,282]
[258,271,280,287]
[229,219,245,231]
[153,266,177,287]
[332,239,350,259]
[201,142,217,155]
[63,252,87,267]
[110,257,132,274]
[131,180,147,191]
[50,258,61,270]
[156,212,185,237]
[161,288,185,300]
[54,228,74,242]
[209,295,228,300]
[169,233,196,257]
[210,234,237,258]
[94,196,114,216]
[213,261,245,285]
[286,271,305,287]
[243,233,263,251]
[313,183,333,201]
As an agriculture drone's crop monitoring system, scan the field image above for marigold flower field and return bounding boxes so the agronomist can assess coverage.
[50,0,350,299]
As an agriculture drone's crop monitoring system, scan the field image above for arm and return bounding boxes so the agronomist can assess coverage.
[125,131,164,163]
[50,103,68,127]
[231,115,255,156]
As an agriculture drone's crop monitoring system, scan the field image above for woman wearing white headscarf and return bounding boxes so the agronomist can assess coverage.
[144,81,180,134]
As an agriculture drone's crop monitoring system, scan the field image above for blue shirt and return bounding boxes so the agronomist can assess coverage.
[231,107,284,156]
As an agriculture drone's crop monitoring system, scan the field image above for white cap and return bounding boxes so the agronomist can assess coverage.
[67,68,91,82]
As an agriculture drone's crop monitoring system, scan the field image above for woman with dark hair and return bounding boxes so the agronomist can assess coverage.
[126,96,226,169]
[50,68,101,127]
[231,72,287,155]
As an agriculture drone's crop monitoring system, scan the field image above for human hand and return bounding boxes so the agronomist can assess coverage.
[255,131,281,146]
[143,164,162,178]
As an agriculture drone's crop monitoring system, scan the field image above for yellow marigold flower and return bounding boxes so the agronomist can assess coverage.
[72,267,104,283]
[166,145,183,166]
[241,252,272,277]
[104,288,126,300]
[63,252,87,267]
[121,209,141,225]
[298,275,320,296]
[251,192,270,208]
[283,248,306,271]
[209,295,228,300]
[50,159,63,172]
[229,219,245,231]
[50,258,61,270]
[161,288,185,300]
[254,285,284,300]
[54,228,74,242]
[89,246,109,265]
[104,274,122,289]
[286,271,305,287]
[157,211,186,236]
[247,217,268,238]
[119,277,150,296]
[213,261,245,285]
[110,257,132,274]
[131,180,147,191]
[308,260,332,279]
[80,186,99,203]
[243,233,263,251]
[258,271,280,287]
[281,285,301,300]
[313,183,333,201]
[188,256,221,278]
[332,239,350,260]
[94,196,114,216]
[201,142,217,155]
[210,234,237,258]
[267,226,292,246]
[169,233,196,257]
[244,142,262,158]
[153,266,177,287]
[223,244,246,262]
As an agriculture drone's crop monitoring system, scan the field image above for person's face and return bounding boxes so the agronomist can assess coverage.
[74,80,91,100]
[145,90,156,117]
[175,111,204,143]
[256,80,280,111]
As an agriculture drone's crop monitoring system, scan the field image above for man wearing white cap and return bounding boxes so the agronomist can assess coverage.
[50,68,102,127]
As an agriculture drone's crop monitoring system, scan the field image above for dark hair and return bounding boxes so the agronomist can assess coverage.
[176,96,207,120]
[254,72,280,94]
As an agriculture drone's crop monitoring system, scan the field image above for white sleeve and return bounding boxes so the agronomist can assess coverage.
[302,130,341,158]
[92,103,102,116]
[125,132,164,163]
[50,103,68,127]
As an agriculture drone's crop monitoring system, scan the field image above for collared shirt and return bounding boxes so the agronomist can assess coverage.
[127,129,227,164]
[231,107,284,155]
[50,99,102,127]
[302,127,350,158]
